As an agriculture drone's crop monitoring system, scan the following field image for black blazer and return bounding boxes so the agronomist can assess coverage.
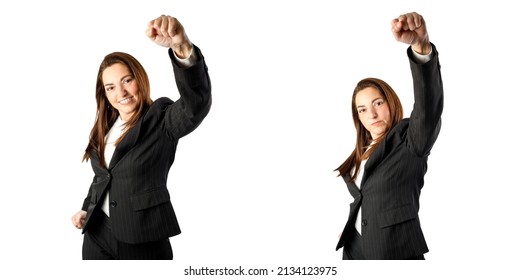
[336,44,443,259]
[81,45,211,244]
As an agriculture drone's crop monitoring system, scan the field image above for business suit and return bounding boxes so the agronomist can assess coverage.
[81,45,211,247]
[336,44,443,259]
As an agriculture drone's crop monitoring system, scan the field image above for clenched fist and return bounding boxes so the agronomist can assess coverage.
[146,15,193,59]
[391,12,431,55]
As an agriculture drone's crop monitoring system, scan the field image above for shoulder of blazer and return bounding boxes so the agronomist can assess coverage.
[137,97,176,129]
[387,118,410,141]
[106,98,177,170]
[144,97,175,119]
[364,119,410,172]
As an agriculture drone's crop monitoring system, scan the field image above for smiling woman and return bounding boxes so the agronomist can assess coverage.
[102,63,141,122]
[88,52,154,161]
[70,14,212,260]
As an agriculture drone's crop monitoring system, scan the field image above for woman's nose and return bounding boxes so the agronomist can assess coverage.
[368,107,377,118]
[116,86,128,97]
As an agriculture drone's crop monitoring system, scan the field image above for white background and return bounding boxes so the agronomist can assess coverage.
[1,0,519,279]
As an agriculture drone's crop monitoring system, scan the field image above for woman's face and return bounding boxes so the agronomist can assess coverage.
[355,87,391,140]
[102,63,139,121]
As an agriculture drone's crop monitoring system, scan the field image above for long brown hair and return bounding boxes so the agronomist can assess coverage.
[82,52,153,168]
[336,77,403,181]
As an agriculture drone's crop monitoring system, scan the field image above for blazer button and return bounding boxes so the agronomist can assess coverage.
[362,219,368,226]
[110,201,117,208]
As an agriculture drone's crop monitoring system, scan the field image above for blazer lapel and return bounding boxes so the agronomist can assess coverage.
[359,120,406,186]
[108,119,142,169]
[342,173,361,198]
[360,140,386,187]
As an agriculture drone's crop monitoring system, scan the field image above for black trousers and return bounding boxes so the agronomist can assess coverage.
[342,230,425,260]
[82,212,173,260]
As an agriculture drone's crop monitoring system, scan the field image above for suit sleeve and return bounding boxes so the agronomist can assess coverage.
[406,43,444,156]
[81,181,93,211]
[163,44,212,139]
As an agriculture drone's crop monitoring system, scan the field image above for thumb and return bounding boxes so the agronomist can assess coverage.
[145,20,156,39]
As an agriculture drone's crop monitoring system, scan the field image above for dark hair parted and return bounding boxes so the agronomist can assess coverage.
[82,52,153,168]
[335,77,403,181]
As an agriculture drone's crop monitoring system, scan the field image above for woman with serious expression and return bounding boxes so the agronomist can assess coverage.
[102,63,140,121]
[355,87,391,140]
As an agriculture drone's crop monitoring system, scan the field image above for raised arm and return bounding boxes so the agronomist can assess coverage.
[147,15,211,139]
[393,12,443,156]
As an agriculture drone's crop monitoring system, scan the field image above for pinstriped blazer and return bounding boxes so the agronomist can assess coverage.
[336,44,443,259]
[81,45,211,244]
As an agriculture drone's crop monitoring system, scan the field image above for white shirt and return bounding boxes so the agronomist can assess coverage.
[354,159,367,234]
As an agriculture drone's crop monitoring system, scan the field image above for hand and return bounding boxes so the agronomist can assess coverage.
[391,12,431,55]
[146,15,193,59]
[71,210,87,230]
